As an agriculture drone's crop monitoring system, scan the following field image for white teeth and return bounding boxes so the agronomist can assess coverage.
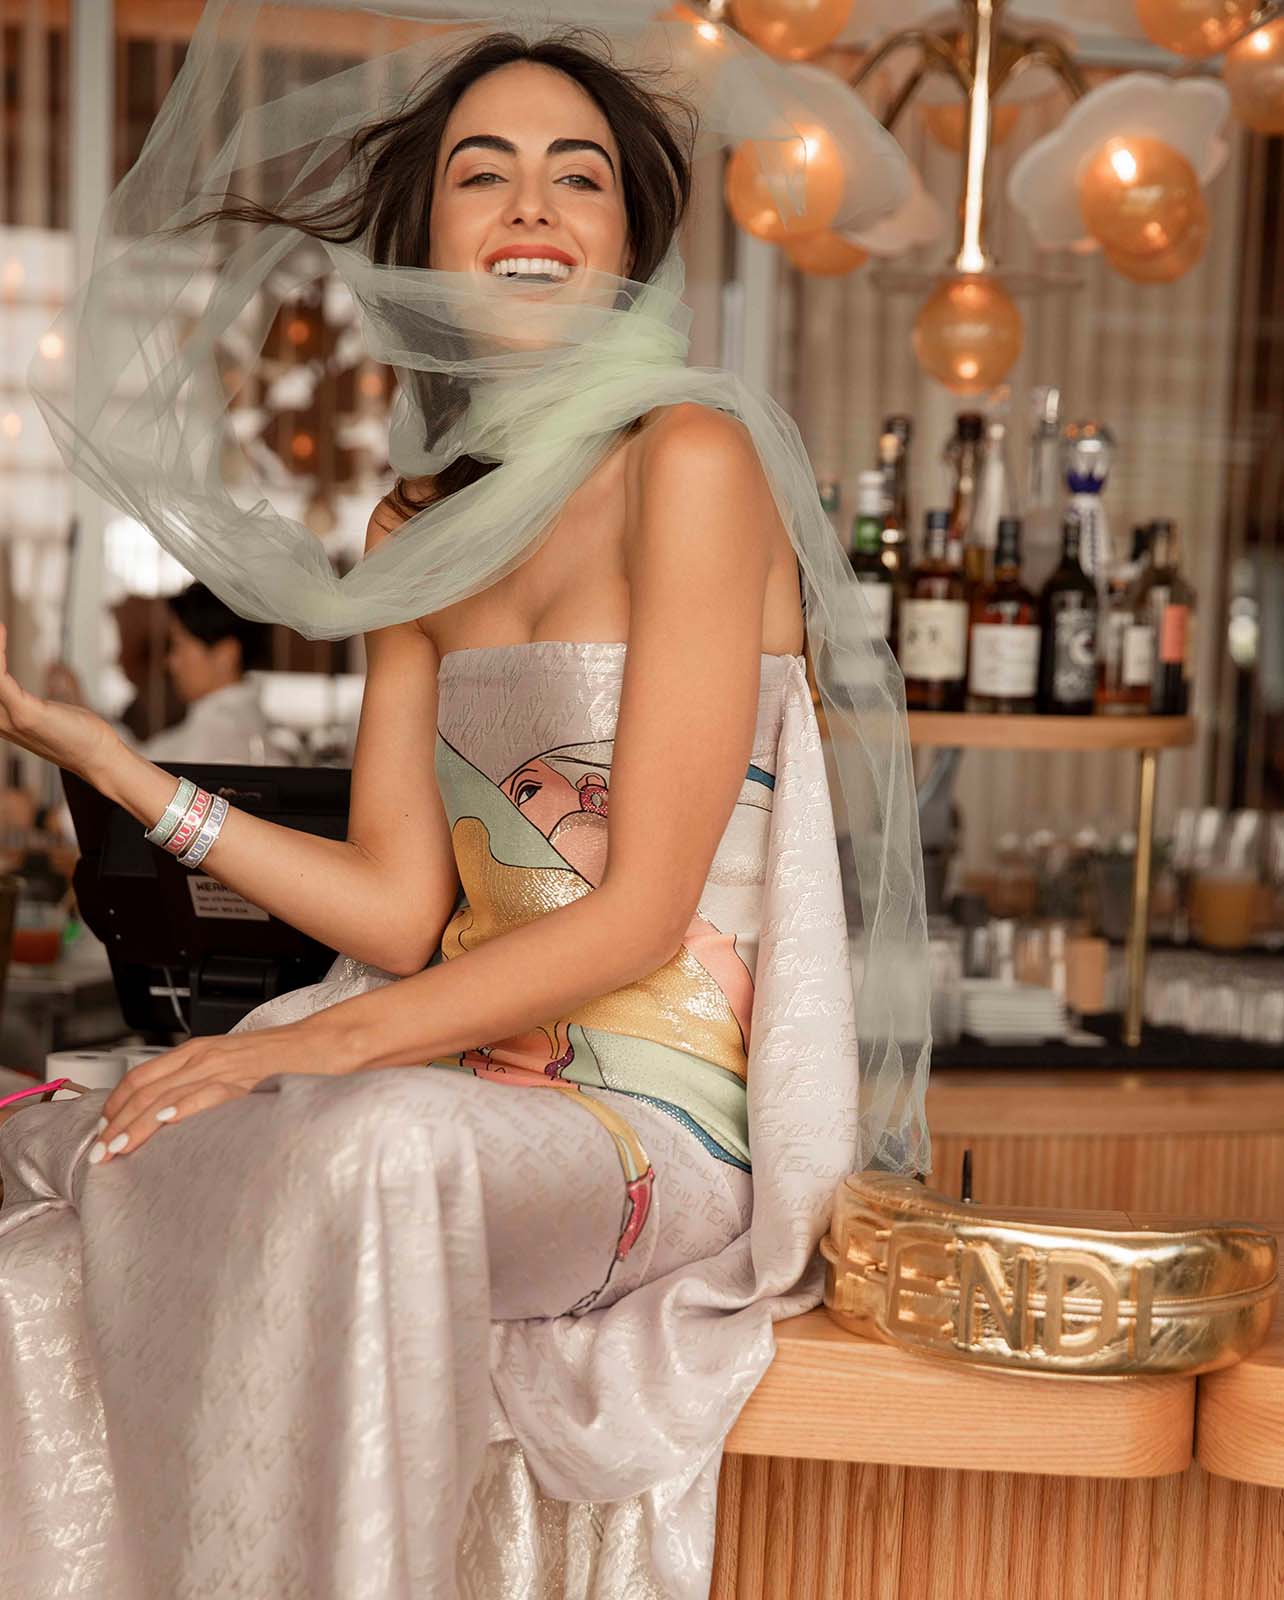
[488,256,572,280]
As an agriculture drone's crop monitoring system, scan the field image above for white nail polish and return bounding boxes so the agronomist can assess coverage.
[107,1133,129,1154]
[88,1141,106,1165]
[155,1106,178,1123]
[95,1117,108,1133]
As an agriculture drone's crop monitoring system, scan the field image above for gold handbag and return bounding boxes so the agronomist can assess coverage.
[821,1173,1278,1377]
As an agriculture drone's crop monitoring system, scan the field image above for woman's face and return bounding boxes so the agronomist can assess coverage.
[428,61,633,295]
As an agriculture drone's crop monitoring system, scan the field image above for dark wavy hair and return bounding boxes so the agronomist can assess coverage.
[170,28,696,522]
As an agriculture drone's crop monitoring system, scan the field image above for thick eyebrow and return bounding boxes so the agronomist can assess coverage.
[443,134,616,180]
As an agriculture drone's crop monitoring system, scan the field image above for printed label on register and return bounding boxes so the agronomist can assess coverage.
[187,876,271,921]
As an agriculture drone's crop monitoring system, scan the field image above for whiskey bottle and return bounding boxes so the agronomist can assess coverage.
[1038,513,1099,715]
[900,510,969,712]
[849,469,896,643]
[967,516,1040,714]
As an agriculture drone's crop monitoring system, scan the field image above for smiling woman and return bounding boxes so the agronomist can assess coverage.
[2,7,928,1599]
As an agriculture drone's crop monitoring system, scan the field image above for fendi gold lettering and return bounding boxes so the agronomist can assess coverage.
[1043,1252,1119,1356]
[956,1243,1031,1351]
[885,1231,953,1342]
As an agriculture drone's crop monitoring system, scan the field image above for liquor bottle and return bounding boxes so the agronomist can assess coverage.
[947,412,986,587]
[1023,385,1064,595]
[1060,420,1117,597]
[1096,560,1154,718]
[878,417,912,577]
[967,516,1040,713]
[849,469,896,643]
[900,510,968,711]
[1126,518,1195,715]
[1037,512,1099,715]
[971,418,1014,585]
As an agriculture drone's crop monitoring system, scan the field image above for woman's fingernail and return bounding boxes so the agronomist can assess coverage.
[95,1116,108,1133]
[88,1141,106,1165]
[155,1106,178,1123]
[107,1133,129,1154]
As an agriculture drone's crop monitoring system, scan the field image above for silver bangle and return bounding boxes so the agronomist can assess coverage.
[144,777,197,847]
[163,788,213,857]
[176,793,229,870]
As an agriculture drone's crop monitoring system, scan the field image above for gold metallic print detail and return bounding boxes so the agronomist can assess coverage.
[821,1173,1278,1377]
[443,818,748,1077]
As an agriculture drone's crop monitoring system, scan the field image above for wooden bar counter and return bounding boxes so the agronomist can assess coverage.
[925,1066,1284,1217]
[710,1068,1284,1597]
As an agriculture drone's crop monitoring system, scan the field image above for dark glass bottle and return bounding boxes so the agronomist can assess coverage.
[900,510,969,711]
[849,469,896,644]
[948,412,986,588]
[1038,513,1099,715]
[1127,518,1195,715]
[967,516,1040,713]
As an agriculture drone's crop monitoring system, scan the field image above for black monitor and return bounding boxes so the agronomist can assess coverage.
[62,764,350,1037]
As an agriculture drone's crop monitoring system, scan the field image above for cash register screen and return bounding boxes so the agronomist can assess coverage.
[62,765,351,1037]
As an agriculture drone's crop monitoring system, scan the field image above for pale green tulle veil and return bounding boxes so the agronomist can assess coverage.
[28,0,931,1172]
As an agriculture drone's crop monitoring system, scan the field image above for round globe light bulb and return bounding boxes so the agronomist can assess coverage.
[1104,202,1210,284]
[1077,136,1203,258]
[729,0,854,62]
[782,229,869,276]
[725,126,845,242]
[911,273,1023,396]
[1134,0,1256,58]
[1224,20,1284,135]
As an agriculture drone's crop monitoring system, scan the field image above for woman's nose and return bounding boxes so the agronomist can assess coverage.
[502,176,559,229]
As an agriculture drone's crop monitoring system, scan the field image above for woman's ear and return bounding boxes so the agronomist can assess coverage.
[210,635,244,681]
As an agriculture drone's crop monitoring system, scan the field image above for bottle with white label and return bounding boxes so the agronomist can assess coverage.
[900,509,969,711]
[848,468,896,645]
[967,516,1040,713]
[1096,531,1154,716]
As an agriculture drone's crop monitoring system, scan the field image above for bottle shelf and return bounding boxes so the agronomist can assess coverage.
[905,713,1196,752]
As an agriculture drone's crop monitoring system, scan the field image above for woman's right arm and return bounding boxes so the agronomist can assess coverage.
[0,510,460,977]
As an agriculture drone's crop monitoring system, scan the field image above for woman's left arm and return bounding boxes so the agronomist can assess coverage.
[94,404,780,1163]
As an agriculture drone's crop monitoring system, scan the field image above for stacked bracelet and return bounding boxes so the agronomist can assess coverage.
[143,781,232,871]
[163,787,214,858]
[176,793,229,870]
[144,777,198,847]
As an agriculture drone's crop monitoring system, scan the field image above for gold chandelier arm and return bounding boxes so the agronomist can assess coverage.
[995,34,1090,101]
[847,29,968,94]
[880,63,929,132]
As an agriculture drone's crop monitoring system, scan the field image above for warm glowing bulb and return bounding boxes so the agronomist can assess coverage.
[286,317,311,346]
[729,0,855,62]
[912,273,1023,396]
[1135,0,1256,58]
[291,433,315,459]
[782,229,869,276]
[725,126,844,242]
[38,332,63,360]
[1225,19,1284,134]
[1,412,21,438]
[1078,136,1202,258]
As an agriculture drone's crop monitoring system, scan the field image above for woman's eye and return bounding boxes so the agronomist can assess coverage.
[460,172,601,190]
[515,781,541,806]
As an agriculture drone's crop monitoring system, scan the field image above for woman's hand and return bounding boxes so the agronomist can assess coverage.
[91,1019,366,1165]
[0,624,118,778]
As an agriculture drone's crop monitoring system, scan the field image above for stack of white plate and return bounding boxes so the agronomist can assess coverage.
[959,980,1069,1045]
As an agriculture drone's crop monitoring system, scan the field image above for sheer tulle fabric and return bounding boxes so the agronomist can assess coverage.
[27,0,928,1167]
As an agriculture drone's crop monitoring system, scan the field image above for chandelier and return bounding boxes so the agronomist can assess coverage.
[668,0,1284,394]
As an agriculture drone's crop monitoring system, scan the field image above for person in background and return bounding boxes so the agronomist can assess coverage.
[48,582,284,765]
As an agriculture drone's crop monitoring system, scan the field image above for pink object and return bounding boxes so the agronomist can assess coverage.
[0,1077,70,1111]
